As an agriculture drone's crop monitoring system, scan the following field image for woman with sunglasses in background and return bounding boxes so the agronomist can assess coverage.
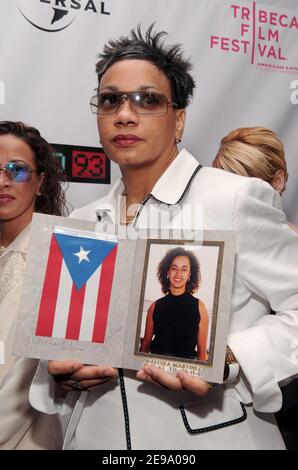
[0,121,67,449]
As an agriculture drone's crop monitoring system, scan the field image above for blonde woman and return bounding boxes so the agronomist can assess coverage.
[212,126,298,233]
[213,126,298,449]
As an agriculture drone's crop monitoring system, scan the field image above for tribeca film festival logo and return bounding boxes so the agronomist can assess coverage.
[18,0,110,33]
[210,2,298,74]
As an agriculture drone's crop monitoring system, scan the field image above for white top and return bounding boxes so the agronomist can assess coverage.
[0,224,30,381]
[30,149,298,449]
[0,224,67,449]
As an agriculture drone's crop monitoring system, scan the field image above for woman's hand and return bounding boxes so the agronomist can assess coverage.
[48,360,118,391]
[136,366,212,396]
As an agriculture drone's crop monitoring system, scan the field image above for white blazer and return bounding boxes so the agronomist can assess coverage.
[30,149,298,449]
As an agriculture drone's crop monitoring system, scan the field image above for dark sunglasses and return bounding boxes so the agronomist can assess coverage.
[90,91,178,116]
[0,160,37,183]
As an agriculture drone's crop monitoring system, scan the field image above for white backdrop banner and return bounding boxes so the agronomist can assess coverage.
[0,0,297,222]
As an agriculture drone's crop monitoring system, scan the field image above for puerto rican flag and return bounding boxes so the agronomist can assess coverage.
[35,233,117,343]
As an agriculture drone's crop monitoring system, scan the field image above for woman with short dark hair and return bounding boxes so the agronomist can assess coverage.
[31,26,298,450]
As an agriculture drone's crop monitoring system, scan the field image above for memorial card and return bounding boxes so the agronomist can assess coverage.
[13,213,236,383]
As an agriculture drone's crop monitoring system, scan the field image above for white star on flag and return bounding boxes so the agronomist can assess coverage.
[74,246,91,264]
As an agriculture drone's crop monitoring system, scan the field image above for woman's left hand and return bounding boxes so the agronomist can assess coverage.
[48,360,118,391]
[136,366,212,396]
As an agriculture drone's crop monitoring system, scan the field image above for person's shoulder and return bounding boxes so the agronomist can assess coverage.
[232,174,282,210]
[192,166,281,208]
[148,301,156,312]
[231,177,286,238]
[201,166,276,195]
[187,164,250,200]
[187,292,200,304]
[155,295,168,305]
[199,166,250,189]
[185,165,251,211]
[198,298,207,309]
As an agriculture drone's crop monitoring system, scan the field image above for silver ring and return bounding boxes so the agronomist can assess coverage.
[70,379,82,390]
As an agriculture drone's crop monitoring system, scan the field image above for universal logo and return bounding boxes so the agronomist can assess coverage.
[18,0,110,33]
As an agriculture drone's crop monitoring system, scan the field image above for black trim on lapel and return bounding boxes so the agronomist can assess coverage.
[150,164,203,206]
[179,402,247,434]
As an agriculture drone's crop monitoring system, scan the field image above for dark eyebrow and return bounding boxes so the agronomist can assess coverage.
[6,159,28,164]
[99,86,119,92]
[170,264,189,268]
[99,85,161,93]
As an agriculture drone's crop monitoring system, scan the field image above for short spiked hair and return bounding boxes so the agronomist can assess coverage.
[96,24,196,109]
